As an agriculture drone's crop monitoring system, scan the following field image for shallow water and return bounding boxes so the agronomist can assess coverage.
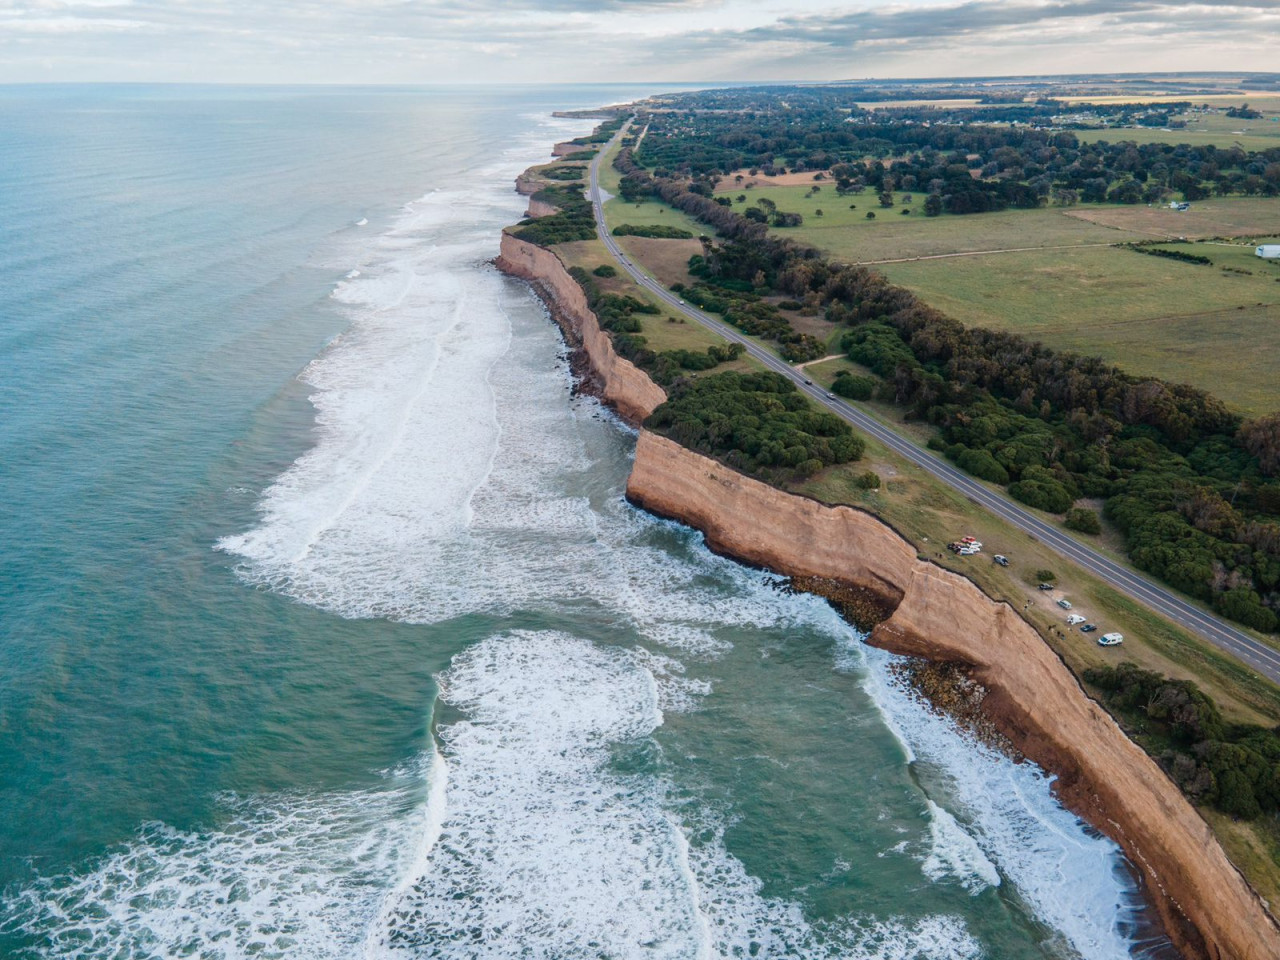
[0,85,1166,959]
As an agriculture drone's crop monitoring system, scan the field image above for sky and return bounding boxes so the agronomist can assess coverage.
[1,0,1278,84]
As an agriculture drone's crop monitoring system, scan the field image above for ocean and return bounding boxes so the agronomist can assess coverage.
[0,84,1166,959]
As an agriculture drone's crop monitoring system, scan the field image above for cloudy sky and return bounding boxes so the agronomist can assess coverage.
[2,0,1278,84]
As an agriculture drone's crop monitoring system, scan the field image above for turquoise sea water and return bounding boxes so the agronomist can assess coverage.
[0,85,1169,958]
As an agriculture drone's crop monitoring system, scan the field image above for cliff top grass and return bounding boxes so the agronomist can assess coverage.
[554,239,760,370]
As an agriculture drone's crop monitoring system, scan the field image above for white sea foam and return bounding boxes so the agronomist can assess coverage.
[365,631,983,960]
[206,105,1156,959]
[858,644,1143,959]
[1,764,431,960]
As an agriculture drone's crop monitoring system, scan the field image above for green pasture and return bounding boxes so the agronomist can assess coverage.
[715,185,1146,260]
[879,240,1280,416]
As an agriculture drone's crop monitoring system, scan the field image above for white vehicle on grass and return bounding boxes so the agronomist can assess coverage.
[1098,633,1124,647]
[1065,614,1085,625]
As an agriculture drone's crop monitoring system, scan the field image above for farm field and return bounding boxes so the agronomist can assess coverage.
[878,241,1280,415]
[714,184,1149,260]
[1074,98,1280,151]
[1077,127,1280,152]
[1064,197,1280,237]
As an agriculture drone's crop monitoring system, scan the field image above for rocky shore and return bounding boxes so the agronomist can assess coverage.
[496,179,1280,960]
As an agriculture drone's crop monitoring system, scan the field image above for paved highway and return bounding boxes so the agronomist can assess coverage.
[586,134,1280,686]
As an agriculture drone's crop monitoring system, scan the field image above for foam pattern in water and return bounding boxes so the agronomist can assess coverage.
[204,110,1154,959]
[0,763,430,960]
[366,631,983,960]
[859,644,1142,960]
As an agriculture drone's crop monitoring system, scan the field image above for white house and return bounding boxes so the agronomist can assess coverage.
[1257,245,1280,259]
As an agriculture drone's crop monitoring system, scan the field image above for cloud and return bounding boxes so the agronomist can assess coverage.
[0,0,1276,82]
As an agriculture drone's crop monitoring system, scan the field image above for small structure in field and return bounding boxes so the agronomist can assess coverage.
[1256,244,1280,259]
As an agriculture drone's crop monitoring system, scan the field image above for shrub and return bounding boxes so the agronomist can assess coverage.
[855,471,881,489]
[612,224,695,239]
[1009,477,1074,514]
[950,445,1011,485]
[832,372,876,401]
[865,211,876,219]
[1064,507,1102,534]
[1034,569,1057,583]
[593,264,617,278]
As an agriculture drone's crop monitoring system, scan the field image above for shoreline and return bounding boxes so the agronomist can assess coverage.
[497,146,1280,959]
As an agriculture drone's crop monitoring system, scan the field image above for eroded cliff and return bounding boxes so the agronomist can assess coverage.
[627,429,1280,960]
[495,233,666,425]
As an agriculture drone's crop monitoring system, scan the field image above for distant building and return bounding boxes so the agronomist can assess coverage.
[1257,245,1280,259]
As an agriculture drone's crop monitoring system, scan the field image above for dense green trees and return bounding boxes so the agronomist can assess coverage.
[646,372,864,481]
[512,185,595,245]
[1086,662,1280,820]
[630,86,1280,208]
[612,224,696,239]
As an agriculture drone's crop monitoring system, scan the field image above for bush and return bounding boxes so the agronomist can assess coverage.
[1064,507,1102,534]
[832,372,876,401]
[593,264,617,278]
[1085,662,1280,820]
[865,211,876,219]
[950,445,1011,485]
[855,471,881,490]
[1034,569,1057,583]
[1009,477,1074,514]
[613,224,695,239]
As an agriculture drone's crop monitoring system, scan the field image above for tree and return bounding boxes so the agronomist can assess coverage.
[865,211,876,219]
[878,191,895,208]
[1240,413,1280,476]
[1065,507,1102,534]
[924,194,943,217]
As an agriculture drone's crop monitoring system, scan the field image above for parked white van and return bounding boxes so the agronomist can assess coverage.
[1065,614,1085,625]
[1098,633,1124,647]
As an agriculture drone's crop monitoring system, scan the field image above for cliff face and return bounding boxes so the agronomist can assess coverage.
[524,198,560,219]
[627,430,1280,960]
[495,233,666,425]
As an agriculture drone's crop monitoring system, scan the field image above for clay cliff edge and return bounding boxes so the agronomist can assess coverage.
[496,212,1280,960]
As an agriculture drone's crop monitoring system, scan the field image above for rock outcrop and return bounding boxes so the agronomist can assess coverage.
[524,198,560,219]
[627,429,1280,960]
[515,173,544,196]
[495,233,666,425]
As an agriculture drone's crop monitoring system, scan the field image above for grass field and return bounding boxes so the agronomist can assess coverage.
[712,185,1280,413]
[1076,127,1280,152]
[1064,198,1280,237]
[713,185,1150,260]
[1074,97,1280,151]
[877,240,1280,415]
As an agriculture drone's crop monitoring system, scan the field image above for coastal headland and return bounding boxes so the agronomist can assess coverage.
[496,214,1280,958]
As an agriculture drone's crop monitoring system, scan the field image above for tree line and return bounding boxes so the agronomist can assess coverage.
[610,102,1280,635]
